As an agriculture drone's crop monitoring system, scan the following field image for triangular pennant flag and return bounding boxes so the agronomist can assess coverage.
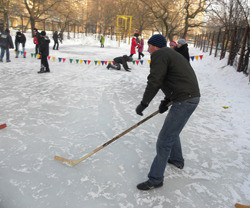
[63,58,66,63]
[14,50,17,54]
[191,56,194,61]
[31,53,34,57]
[37,54,40,59]
[76,59,79,63]
[34,54,37,58]
[199,55,203,60]
[24,52,26,56]
[136,60,139,65]
[98,61,101,65]
[108,61,112,64]
[195,56,199,61]
[58,58,62,62]
[70,59,73,63]
[101,61,105,65]
[80,60,83,64]
[52,57,56,61]
[88,60,91,64]
[104,61,107,65]
[133,60,135,64]
[148,60,151,64]
[48,56,51,60]
[84,60,87,64]
[112,61,115,65]
[95,61,98,65]
[21,51,23,55]
[140,60,143,65]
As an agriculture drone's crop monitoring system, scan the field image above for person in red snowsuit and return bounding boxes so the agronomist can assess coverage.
[129,33,139,57]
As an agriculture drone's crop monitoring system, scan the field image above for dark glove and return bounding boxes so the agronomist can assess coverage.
[159,99,170,114]
[136,102,148,116]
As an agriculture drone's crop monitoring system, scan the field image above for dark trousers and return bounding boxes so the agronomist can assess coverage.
[35,44,39,54]
[53,40,59,50]
[41,54,49,71]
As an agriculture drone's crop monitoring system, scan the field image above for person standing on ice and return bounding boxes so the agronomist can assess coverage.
[15,31,26,58]
[33,28,41,55]
[107,55,133,72]
[137,36,144,59]
[0,29,14,62]
[135,34,200,190]
[175,38,190,62]
[38,31,50,73]
[129,33,139,57]
[53,31,59,50]
[100,34,105,48]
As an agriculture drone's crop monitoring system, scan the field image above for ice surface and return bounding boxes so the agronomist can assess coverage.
[0,32,249,208]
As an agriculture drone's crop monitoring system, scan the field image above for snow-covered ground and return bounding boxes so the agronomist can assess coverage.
[0,32,249,208]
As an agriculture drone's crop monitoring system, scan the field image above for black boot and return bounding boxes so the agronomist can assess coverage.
[107,63,111,69]
[137,180,163,191]
[168,159,184,169]
[38,67,45,73]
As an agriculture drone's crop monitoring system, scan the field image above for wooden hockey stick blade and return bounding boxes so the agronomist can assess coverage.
[0,123,7,130]
[235,203,250,208]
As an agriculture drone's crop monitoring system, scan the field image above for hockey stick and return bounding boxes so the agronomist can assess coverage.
[235,203,250,208]
[0,123,7,130]
[54,102,173,166]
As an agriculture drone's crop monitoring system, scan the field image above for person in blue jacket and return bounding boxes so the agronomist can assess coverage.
[0,29,14,62]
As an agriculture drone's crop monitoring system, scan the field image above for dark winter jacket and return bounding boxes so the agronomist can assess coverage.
[53,31,58,41]
[175,44,190,62]
[141,47,200,105]
[39,35,50,56]
[0,31,14,49]
[114,55,131,70]
[15,32,26,49]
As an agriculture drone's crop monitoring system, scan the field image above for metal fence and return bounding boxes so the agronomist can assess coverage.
[194,25,249,76]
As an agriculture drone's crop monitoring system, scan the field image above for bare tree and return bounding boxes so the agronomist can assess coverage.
[23,0,62,36]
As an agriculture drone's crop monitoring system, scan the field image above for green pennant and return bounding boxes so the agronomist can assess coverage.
[31,53,34,57]
[133,60,135,64]
[95,61,98,65]
[70,59,73,63]
[76,59,79,63]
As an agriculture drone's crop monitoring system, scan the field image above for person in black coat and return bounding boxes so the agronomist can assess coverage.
[53,31,59,50]
[0,29,14,62]
[175,39,190,62]
[38,31,50,73]
[106,55,133,72]
[15,31,26,58]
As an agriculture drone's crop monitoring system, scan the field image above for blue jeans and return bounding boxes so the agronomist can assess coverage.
[148,97,200,184]
[0,47,10,61]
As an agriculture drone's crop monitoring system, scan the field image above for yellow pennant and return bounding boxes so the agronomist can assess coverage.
[195,56,199,60]
[52,57,56,61]
[80,60,83,64]
[148,60,151,64]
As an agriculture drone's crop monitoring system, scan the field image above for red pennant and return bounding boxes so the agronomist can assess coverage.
[48,56,51,60]
[63,58,66,62]
[104,61,107,65]
[136,60,139,65]
[88,60,91,64]
[199,55,203,60]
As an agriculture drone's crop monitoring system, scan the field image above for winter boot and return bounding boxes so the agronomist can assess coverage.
[137,180,163,191]
[168,159,184,169]
[38,66,45,73]
[6,60,11,62]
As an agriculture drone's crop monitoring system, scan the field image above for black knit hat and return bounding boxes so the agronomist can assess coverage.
[148,34,167,48]
[41,31,46,36]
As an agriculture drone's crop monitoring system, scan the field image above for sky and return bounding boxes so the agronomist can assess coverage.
[0,31,249,208]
